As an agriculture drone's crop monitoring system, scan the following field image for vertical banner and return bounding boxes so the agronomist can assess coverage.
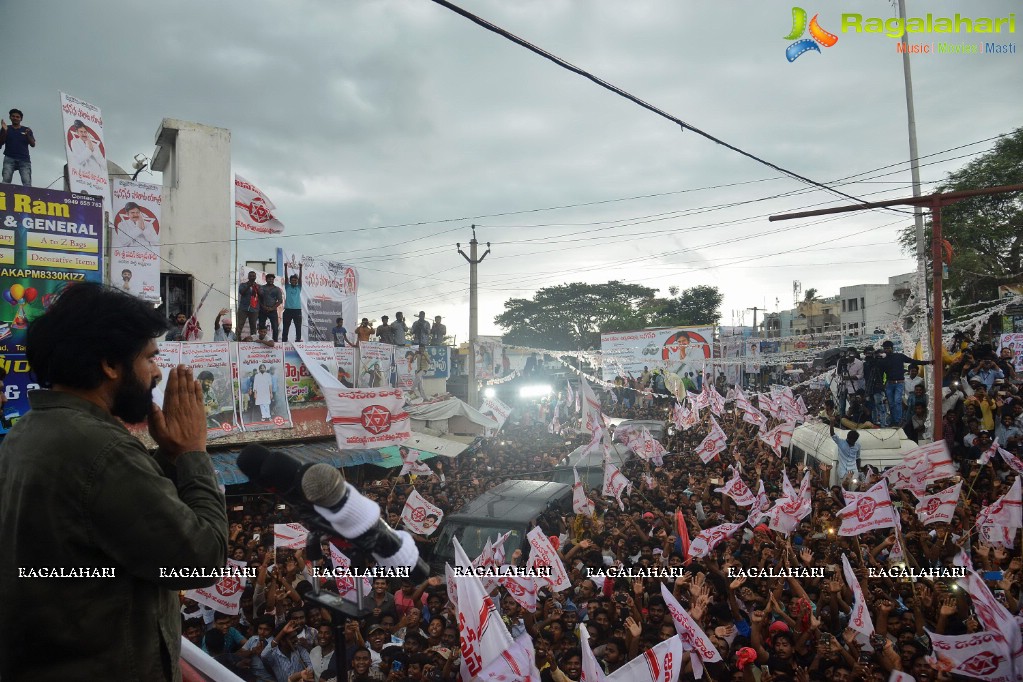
[284,341,338,405]
[475,339,500,380]
[59,93,109,210]
[999,333,1023,373]
[0,184,104,432]
[277,249,358,344]
[357,341,394,388]
[110,179,161,302]
[424,346,450,379]
[236,344,292,432]
[153,341,181,409]
[334,345,356,388]
[180,342,238,440]
[394,347,416,391]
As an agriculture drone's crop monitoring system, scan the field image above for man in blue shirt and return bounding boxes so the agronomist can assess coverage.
[332,317,349,347]
[878,340,932,427]
[0,109,35,186]
[830,421,861,489]
[282,262,303,342]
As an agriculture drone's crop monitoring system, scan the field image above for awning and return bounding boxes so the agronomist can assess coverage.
[211,441,389,486]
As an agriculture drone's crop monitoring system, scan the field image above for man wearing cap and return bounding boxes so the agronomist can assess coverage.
[877,340,932,427]
[430,316,446,346]
[258,274,283,342]
[213,309,237,342]
[410,311,431,347]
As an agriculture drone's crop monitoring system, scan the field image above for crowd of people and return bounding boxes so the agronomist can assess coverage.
[182,330,1022,682]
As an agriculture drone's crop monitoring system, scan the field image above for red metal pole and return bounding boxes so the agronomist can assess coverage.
[931,197,944,441]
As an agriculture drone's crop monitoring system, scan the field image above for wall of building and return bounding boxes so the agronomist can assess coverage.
[151,119,232,325]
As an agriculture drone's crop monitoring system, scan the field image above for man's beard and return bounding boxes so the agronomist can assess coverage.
[111,364,158,424]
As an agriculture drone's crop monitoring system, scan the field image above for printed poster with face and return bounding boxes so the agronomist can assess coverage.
[277,248,358,344]
[236,343,292,432]
[60,92,110,211]
[401,489,443,536]
[110,179,161,303]
[153,341,181,409]
[284,341,338,404]
[357,341,394,389]
[394,347,417,391]
[334,345,356,388]
[180,342,238,440]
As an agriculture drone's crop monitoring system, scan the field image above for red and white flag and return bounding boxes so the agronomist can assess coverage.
[714,469,756,507]
[526,527,571,592]
[580,620,608,682]
[445,563,459,608]
[977,477,1022,533]
[687,522,743,560]
[328,544,371,603]
[608,635,684,682]
[841,554,874,637]
[235,175,286,234]
[498,572,539,614]
[672,401,696,431]
[958,569,1023,676]
[183,283,213,341]
[185,558,249,613]
[453,538,515,681]
[660,583,721,679]
[926,629,1015,682]
[635,428,667,466]
[707,386,725,417]
[573,467,595,516]
[758,422,794,457]
[747,480,770,527]
[274,522,309,549]
[399,447,432,477]
[401,489,444,536]
[695,415,727,463]
[579,376,604,437]
[325,387,410,448]
[603,461,632,511]
[838,480,897,536]
[914,481,962,525]
[741,406,768,431]
[477,633,542,682]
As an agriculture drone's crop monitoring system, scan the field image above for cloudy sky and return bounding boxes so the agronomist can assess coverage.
[5,0,1020,341]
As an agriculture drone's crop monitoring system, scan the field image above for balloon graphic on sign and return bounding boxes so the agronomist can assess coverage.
[6,284,39,329]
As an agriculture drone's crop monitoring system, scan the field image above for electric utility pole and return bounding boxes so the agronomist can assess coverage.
[458,225,490,409]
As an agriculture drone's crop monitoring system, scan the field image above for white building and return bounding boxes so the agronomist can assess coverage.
[838,272,914,339]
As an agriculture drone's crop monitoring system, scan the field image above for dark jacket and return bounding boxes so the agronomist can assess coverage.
[0,391,228,681]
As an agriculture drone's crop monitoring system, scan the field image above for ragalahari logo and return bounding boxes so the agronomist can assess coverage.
[784,7,839,61]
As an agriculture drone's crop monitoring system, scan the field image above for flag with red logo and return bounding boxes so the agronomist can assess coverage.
[478,633,542,682]
[324,387,410,447]
[185,558,249,613]
[445,563,459,608]
[329,544,371,603]
[580,620,608,682]
[401,489,444,536]
[741,406,768,431]
[183,283,213,341]
[838,479,897,536]
[707,386,724,417]
[235,175,285,234]
[498,572,539,614]
[841,554,874,637]
[977,477,1022,537]
[274,522,309,549]
[996,444,1023,476]
[694,416,727,463]
[660,583,721,679]
[758,422,794,457]
[603,461,632,510]
[526,527,571,592]
[579,376,604,437]
[573,467,595,516]
[399,447,432,477]
[958,569,1023,677]
[747,480,771,527]
[714,469,756,507]
[687,522,743,560]
[608,635,685,682]
[914,481,962,525]
[453,538,515,681]
[926,629,1015,682]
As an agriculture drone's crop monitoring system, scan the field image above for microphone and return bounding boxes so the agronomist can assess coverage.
[237,445,429,582]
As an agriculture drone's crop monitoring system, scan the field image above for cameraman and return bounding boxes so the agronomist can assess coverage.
[862,347,888,427]
[835,349,863,419]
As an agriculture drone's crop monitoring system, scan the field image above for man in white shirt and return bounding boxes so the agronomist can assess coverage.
[904,364,924,406]
[115,201,159,249]
[309,625,337,682]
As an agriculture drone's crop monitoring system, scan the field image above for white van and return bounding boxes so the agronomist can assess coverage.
[789,422,918,486]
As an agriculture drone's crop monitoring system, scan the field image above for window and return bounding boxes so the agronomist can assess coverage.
[160,273,193,319]
[847,298,859,312]
[860,297,865,308]
[842,300,847,312]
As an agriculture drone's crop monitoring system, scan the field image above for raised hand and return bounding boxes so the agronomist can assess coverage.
[939,596,957,617]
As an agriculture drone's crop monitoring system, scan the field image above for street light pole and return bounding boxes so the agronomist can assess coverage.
[458,225,490,408]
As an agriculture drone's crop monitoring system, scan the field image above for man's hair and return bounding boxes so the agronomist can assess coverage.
[26,283,168,389]
[214,611,232,621]
[9,108,23,117]
[121,269,131,277]
[198,371,215,382]
[847,430,860,445]
[72,119,86,129]
[124,201,140,212]
[286,606,305,619]
[336,317,343,324]
[258,324,267,331]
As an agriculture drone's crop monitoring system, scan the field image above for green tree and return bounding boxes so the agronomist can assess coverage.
[898,127,1023,302]
[647,284,723,327]
[494,281,657,350]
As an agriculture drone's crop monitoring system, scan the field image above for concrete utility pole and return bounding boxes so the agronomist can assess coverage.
[770,183,1023,440]
[458,225,490,409]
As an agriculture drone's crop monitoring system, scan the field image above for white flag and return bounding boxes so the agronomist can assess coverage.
[498,571,539,614]
[914,481,962,525]
[477,633,542,682]
[329,544,371,603]
[694,416,727,464]
[399,447,433,477]
[526,527,572,592]
[608,635,684,682]
[274,522,309,549]
[714,468,756,507]
[841,554,874,637]
[580,619,608,682]
[687,522,743,560]
[401,489,444,536]
[837,480,897,536]
[453,538,515,680]
[926,629,1015,682]
[958,569,1023,677]
[603,461,632,511]
[660,583,721,679]
[977,477,1022,530]
[185,559,249,614]
[235,175,285,234]
[573,468,595,516]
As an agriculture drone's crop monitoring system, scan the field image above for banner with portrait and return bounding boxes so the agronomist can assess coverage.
[475,338,501,381]
[334,345,356,388]
[60,93,110,210]
[284,341,337,405]
[236,344,292,432]
[276,249,358,344]
[110,179,161,303]
[999,333,1023,373]
[153,341,181,409]
[600,327,712,380]
[180,342,238,440]
[424,346,450,379]
[394,347,417,391]
[0,185,104,356]
[357,341,393,389]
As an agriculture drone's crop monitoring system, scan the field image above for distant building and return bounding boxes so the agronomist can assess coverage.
[839,272,914,339]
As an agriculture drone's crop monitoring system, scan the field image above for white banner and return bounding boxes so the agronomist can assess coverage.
[60,92,109,210]
[573,467,595,516]
[401,489,443,536]
[324,387,411,447]
[277,249,358,345]
[328,544,372,603]
[687,522,742,560]
[357,341,394,388]
[475,338,501,381]
[236,344,292,432]
[915,481,962,525]
[394,347,416,391]
[110,179,161,302]
[453,538,515,680]
[600,327,713,379]
[526,527,571,592]
[185,559,249,614]
[927,629,1015,682]
[274,523,309,550]
[153,341,180,409]
[235,175,284,234]
[180,342,238,440]
[479,396,512,430]
[334,345,356,388]
[999,333,1023,373]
